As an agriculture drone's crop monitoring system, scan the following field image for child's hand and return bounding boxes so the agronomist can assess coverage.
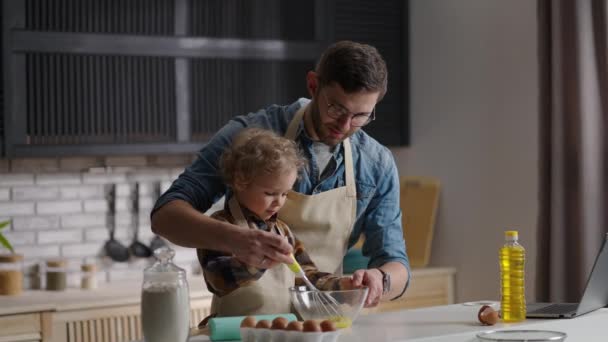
[232,228,294,268]
[337,276,356,290]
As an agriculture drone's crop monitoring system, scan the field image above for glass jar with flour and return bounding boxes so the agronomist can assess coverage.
[141,247,190,342]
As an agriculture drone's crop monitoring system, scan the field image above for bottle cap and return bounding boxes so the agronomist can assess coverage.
[505,230,518,238]
[46,259,67,268]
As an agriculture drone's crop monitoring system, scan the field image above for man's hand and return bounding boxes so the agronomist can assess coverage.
[350,268,384,307]
[232,228,294,268]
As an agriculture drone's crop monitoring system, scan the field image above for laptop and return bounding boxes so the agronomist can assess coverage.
[527,233,608,318]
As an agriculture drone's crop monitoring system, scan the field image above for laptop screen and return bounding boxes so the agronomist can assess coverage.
[576,235,608,314]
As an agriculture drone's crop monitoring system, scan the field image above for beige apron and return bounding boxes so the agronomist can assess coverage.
[278,105,358,274]
[210,197,295,316]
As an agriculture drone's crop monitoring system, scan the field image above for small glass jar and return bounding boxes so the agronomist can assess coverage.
[81,262,97,290]
[0,254,24,295]
[46,260,68,291]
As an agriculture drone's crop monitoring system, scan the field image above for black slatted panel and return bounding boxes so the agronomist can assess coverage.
[190,0,315,40]
[25,53,176,144]
[25,0,174,35]
[333,0,409,146]
[191,59,312,140]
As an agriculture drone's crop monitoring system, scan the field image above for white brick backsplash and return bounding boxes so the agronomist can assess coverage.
[82,173,127,184]
[114,198,133,212]
[38,229,83,244]
[138,196,156,211]
[83,199,108,213]
[84,227,111,242]
[170,168,184,179]
[0,174,35,186]
[126,170,171,182]
[12,186,59,200]
[107,268,143,282]
[12,215,60,230]
[0,188,11,201]
[37,200,82,215]
[160,180,172,193]
[36,173,82,185]
[1,231,36,245]
[137,183,158,196]
[0,217,10,229]
[0,188,9,201]
[113,225,132,243]
[138,213,151,226]
[62,242,103,258]
[114,212,134,226]
[62,213,106,228]
[116,183,135,197]
[18,245,61,259]
[137,226,155,241]
[0,202,35,215]
[60,185,105,199]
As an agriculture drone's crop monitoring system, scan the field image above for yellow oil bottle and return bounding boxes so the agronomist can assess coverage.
[499,230,526,322]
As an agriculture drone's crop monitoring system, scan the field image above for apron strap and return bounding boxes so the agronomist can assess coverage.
[285,102,356,198]
[228,196,249,228]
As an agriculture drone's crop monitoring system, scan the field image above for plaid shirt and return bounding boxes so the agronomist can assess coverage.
[197,201,346,297]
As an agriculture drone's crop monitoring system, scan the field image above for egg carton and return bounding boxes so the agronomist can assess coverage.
[241,327,341,342]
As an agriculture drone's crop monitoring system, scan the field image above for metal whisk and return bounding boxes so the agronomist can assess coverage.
[287,256,345,319]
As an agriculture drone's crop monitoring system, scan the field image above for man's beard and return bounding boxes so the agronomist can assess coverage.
[310,101,342,147]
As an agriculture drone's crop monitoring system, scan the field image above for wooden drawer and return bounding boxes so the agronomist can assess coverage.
[363,267,456,314]
[0,313,46,342]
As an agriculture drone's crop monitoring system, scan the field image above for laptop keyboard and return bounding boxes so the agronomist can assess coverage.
[530,303,578,314]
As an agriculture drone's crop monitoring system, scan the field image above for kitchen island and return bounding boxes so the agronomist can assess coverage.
[184,304,607,342]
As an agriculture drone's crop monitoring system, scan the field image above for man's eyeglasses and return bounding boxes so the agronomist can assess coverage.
[321,92,376,127]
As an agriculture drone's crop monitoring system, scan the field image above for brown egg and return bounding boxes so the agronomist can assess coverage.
[320,320,337,332]
[271,317,289,330]
[478,305,500,325]
[255,319,271,329]
[240,316,257,328]
[286,321,304,332]
[302,320,321,332]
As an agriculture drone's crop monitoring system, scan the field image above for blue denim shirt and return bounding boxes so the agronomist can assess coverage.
[153,98,410,280]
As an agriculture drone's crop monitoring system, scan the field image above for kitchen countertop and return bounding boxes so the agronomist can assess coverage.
[0,276,212,316]
[182,304,607,342]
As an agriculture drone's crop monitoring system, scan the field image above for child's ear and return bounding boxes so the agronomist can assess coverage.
[233,174,248,192]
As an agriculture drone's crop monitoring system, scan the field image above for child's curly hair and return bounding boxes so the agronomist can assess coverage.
[220,128,307,188]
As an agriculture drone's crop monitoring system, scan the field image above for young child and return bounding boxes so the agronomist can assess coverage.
[197,128,351,316]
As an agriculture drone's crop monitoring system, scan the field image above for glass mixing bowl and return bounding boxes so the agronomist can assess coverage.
[289,286,369,329]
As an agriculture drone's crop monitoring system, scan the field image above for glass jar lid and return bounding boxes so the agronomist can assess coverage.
[143,247,186,282]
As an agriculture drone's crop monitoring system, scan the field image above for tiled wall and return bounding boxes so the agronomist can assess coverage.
[0,155,215,289]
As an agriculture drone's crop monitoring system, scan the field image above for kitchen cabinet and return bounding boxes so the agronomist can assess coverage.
[363,267,456,314]
[0,278,213,342]
[1,0,408,158]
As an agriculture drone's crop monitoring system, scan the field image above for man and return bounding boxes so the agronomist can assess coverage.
[151,41,410,308]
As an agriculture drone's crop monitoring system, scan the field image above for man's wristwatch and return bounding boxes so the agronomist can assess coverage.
[377,268,391,294]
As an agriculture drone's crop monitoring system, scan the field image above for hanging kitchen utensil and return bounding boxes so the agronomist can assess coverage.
[104,184,130,262]
[149,181,168,251]
[129,183,152,258]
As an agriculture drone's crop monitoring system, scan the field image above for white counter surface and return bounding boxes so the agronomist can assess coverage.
[185,304,607,342]
[0,277,212,315]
